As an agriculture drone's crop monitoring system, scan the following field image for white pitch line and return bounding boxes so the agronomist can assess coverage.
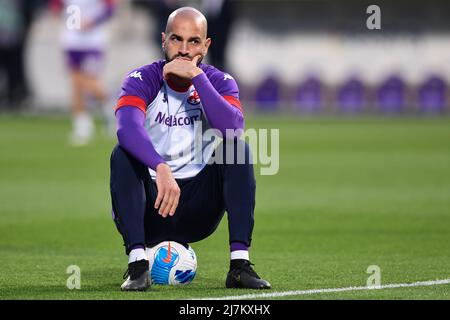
[199,278,450,300]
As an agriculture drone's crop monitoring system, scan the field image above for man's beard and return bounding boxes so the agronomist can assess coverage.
[164,51,175,62]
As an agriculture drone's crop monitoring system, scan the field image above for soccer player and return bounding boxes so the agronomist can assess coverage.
[50,0,116,145]
[110,7,271,291]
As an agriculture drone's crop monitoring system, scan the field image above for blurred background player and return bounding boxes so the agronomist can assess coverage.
[0,0,43,111]
[50,0,116,146]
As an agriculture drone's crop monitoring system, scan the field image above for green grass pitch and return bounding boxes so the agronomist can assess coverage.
[0,113,449,299]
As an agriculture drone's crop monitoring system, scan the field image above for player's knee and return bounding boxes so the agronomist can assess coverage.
[110,144,141,172]
[110,144,126,166]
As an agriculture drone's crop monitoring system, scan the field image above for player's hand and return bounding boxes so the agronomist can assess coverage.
[154,163,180,218]
[163,55,203,81]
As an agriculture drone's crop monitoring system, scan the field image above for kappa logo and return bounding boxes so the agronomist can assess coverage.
[129,71,143,81]
[223,73,234,81]
[187,90,201,105]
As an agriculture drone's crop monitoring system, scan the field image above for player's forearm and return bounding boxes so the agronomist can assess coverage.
[192,73,244,137]
[116,107,165,170]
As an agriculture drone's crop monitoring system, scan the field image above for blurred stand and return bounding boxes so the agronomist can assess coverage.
[0,0,44,112]
[132,0,234,72]
[18,0,450,116]
[200,0,235,71]
[418,75,446,114]
[294,76,324,113]
[376,75,406,114]
[132,0,181,48]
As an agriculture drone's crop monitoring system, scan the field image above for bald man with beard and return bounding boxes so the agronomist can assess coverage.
[110,7,270,291]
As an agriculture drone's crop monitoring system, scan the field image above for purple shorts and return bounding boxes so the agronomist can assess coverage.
[65,50,104,74]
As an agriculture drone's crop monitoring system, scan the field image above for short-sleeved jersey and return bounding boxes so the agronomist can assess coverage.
[116,60,242,180]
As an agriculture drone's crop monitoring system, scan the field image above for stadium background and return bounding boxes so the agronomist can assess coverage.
[1,0,450,300]
[23,0,450,114]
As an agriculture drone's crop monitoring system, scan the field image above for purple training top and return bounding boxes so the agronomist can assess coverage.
[115,60,244,177]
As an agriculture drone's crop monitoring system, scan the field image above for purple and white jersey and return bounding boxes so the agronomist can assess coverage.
[52,0,114,50]
[116,60,243,180]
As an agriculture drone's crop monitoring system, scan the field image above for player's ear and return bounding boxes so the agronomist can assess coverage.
[203,37,211,55]
[161,32,166,49]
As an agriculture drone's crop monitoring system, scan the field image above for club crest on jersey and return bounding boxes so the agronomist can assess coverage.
[187,90,201,105]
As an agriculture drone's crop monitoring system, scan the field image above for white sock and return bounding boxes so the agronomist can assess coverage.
[230,250,249,261]
[73,112,94,138]
[101,100,116,136]
[128,248,147,263]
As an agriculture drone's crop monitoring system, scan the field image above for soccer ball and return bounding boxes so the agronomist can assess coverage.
[146,241,197,285]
